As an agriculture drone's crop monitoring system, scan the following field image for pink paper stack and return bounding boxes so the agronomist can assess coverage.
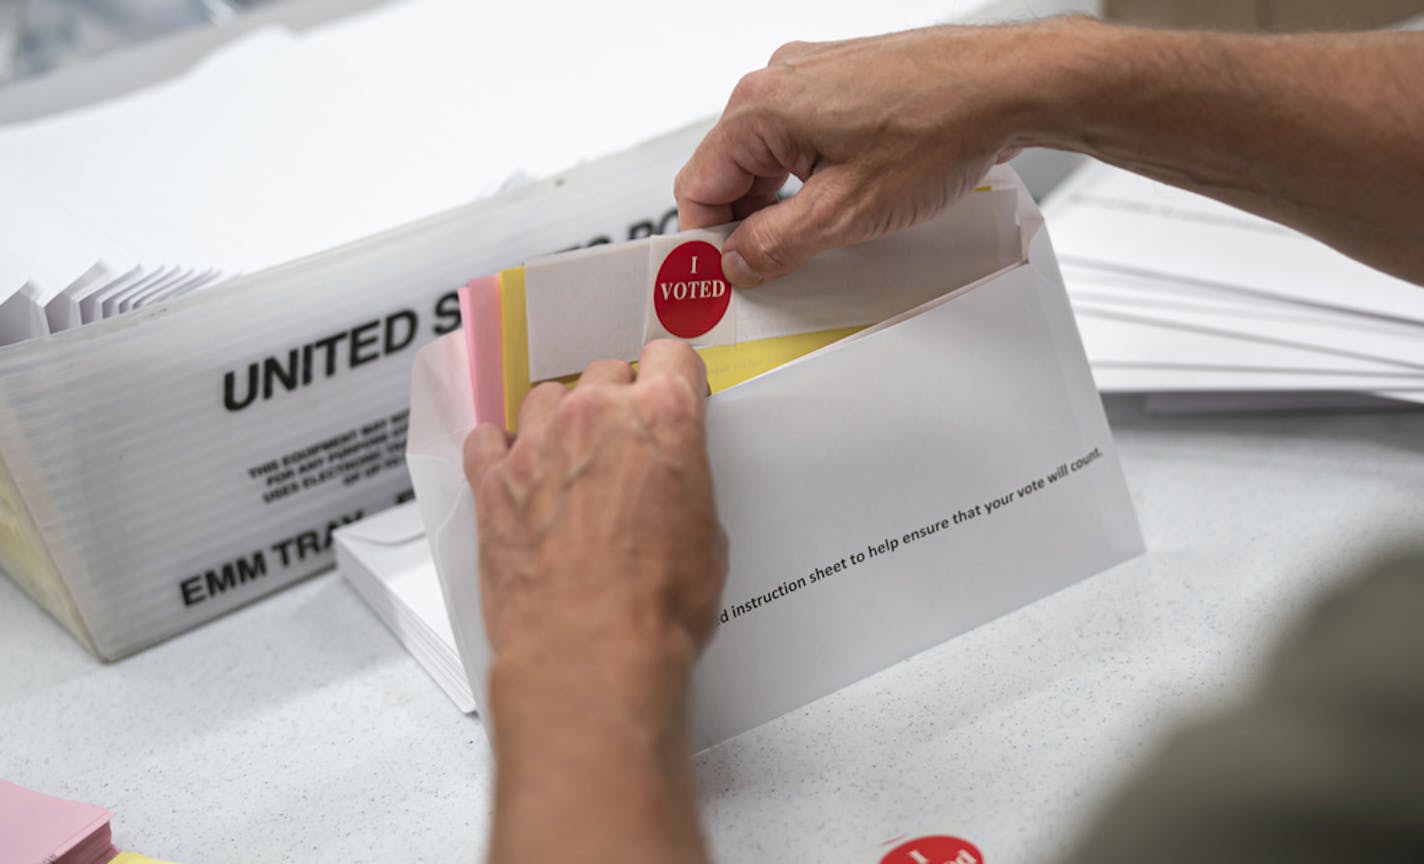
[0,779,118,864]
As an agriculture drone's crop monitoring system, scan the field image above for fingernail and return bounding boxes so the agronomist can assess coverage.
[723,250,763,288]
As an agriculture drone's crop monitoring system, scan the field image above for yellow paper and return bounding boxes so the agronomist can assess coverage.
[498,267,531,431]
[109,853,180,864]
[695,327,864,393]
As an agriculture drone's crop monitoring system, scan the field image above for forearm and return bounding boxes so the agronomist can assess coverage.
[486,629,711,864]
[1023,19,1424,283]
[467,342,722,864]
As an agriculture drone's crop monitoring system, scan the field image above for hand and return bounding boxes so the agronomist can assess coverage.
[675,21,1074,287]
[463,339,728,677]
[468,340,722,864]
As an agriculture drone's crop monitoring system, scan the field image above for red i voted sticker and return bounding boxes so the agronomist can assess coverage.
[879,835,983,864]
[653,240,731,339]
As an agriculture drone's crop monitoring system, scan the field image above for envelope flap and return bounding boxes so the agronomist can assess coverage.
[405,329,492,716]
[336,500,426,547]
[407,331,476,461]
[406,331,482,561]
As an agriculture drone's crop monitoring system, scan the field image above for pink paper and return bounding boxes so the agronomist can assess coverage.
[459,275,505,425]
[0,778,115,864]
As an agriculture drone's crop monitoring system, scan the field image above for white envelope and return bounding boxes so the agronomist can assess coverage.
[0,282,48,346]
[407,170,1144,750]
[1044,160,1424,324]
[334,501,475,713]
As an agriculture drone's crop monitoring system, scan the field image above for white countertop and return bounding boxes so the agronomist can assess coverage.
[5,1,1420,860]
[5,396,1421,863]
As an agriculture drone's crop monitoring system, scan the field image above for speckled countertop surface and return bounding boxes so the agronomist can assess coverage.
[4,397,1422,863]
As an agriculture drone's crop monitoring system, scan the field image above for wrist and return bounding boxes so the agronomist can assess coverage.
[488,615,697,753]
[997,16,1140,154]
[485,617,710,864]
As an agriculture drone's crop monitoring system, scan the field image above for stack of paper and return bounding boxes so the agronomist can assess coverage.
[336,501,473,712]
[1043,161,1424,407]
[0,778,117,864]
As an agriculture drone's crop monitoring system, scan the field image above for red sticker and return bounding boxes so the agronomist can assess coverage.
[880,835,983,864]
[653,240,730,339]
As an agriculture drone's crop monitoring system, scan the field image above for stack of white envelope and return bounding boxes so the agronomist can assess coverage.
[1044,160,1424,409]
[337,502,475,712]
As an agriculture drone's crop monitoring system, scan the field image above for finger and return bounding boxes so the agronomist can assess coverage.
[731,191,782,222]
[995,146,1024,164]
[675,181,736,232]
[515,380,567,437]
[767,39,821,65]
[747,171,790,198]
[675,115,804,231]
[463,423,511,488]
[638,339,709,397]
[675,122,750,230]
[576,358,635,389]
[730,172,789,221]
[720,168,855,287]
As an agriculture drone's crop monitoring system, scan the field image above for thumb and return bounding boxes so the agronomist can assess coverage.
[721,169,856,287]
